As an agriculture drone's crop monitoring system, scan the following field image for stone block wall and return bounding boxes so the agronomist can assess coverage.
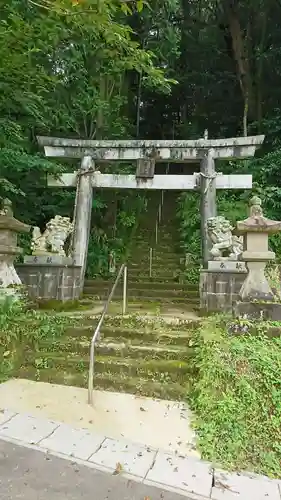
[200,270,246,314]
[16,263,82,301]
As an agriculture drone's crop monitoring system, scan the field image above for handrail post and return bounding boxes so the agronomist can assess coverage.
[88,341,95,405]
[88,263,125,406]
[149,247,153,278]
[122,265,127,315]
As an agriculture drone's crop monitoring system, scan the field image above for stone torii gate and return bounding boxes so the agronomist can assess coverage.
[37,135,264,283]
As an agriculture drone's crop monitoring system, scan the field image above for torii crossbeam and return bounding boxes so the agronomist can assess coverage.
[37,135,264,283]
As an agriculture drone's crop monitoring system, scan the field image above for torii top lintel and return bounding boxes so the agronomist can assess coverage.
[37,135,265,162]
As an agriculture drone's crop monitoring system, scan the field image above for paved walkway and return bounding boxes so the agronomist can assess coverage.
[0,408,280,499]
[0,380,198,457]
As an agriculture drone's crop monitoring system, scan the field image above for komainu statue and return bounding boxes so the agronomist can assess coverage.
[207,216,243,261]
[31,216,74,256]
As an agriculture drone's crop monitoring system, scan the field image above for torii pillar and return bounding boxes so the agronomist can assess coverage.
[71,156,94,281]
[200,148,216,267]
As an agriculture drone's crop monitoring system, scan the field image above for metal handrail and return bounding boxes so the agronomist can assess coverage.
[88,263,127,405]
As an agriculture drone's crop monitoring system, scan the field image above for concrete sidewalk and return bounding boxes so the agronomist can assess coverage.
[0,440,195,500]
[0,408,280,499]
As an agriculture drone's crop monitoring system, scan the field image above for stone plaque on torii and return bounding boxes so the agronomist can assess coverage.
[37,135,264,284]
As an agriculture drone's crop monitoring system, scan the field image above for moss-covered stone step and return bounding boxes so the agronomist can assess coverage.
[130,254,181,264]
[130,249,180,257]
[129,246,180,256]
[23,353,191,381]
[84,280,199,291]
[132,231,178,241]
[38,338,194,360]
[64,326,196,345]
[87,275,186,284]
[91,372,190,400]
[83,287,199,299]
[66,316,200,332]
[128,270,182,279]
[127,275,184,283]
[130,296,199,304]
[82,294,199,305]
[139,288,198,298]
[14,367,189,400]
[135,232,177,240]
[84,285,198,294]
[129,263,181,272]
[98,341,193,361]
[132,283,198,292]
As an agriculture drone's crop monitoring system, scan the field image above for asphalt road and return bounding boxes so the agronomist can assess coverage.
[0,439,192,500]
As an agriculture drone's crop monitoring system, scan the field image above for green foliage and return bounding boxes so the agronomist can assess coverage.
[176,193,201,282]
[177,193,201,257]
[86,192,147,277]
[190,316,281,477]
[0,0,171,227]
[0,296,79,382]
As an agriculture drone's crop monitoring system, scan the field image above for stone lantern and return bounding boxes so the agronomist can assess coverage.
[235,196,281,319]
[0,198,31,294]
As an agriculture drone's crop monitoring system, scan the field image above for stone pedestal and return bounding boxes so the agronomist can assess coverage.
[200,261,247,314]
[0,199,31,297]
[17,255,82,302]
[18,215,82,302]
[234,301,281,321]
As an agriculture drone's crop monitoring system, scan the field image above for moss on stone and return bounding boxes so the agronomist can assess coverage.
[34,299,92,312]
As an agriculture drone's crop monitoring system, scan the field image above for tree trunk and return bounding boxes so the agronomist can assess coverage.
[223,0,256,126]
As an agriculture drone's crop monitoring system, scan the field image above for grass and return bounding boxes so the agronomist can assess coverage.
[190,315,281,478]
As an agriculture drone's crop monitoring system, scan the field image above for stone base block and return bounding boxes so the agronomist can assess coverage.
[200,269,246,314]
[234,301,281,321]
[16,263,82,302]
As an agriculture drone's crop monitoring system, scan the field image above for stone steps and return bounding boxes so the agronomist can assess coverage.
[66,193,200,399]
[24,353,191,381]
[17,315,199,401]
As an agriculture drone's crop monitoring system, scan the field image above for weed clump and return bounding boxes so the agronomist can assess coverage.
[0,297,80,382]
[190,315,281,477]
